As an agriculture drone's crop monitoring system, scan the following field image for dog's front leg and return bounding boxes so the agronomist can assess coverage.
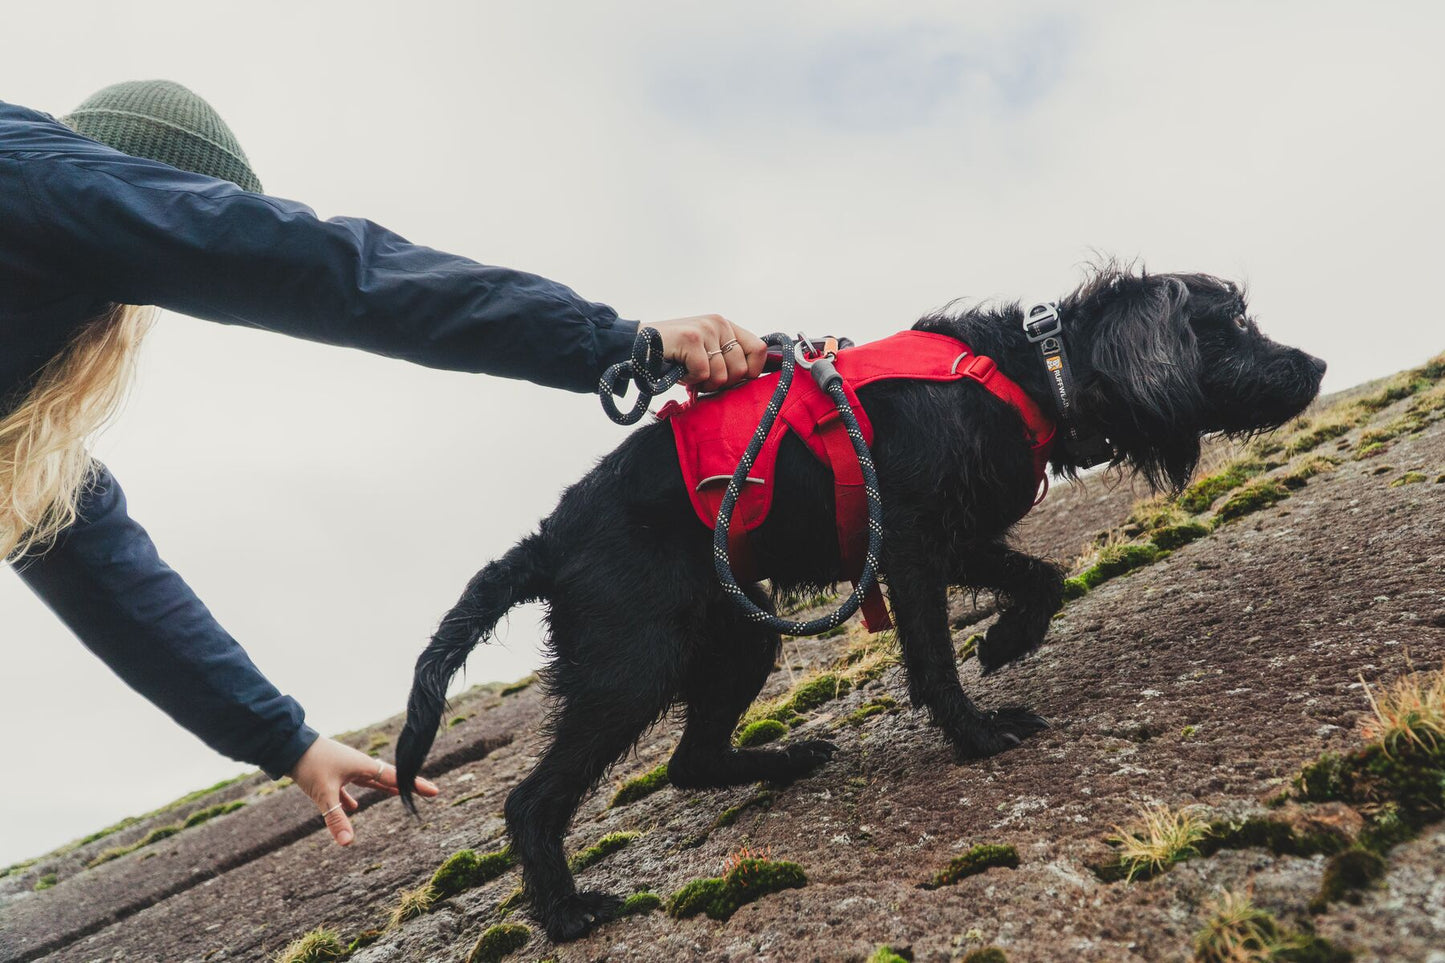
[887,538,1048,760]
[952,543,1065,674]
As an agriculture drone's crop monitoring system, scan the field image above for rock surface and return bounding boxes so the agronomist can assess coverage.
[3,363,1443,963]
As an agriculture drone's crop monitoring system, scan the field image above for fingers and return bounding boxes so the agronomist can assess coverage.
[319,790,355,846]
[360,761,440,798]
[652,315,765,391]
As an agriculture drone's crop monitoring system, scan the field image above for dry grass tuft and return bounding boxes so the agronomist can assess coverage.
[388,885,435,929]
[1360,661,1445,756]
[1193,890,1279,963]
[1110,804,1210,880]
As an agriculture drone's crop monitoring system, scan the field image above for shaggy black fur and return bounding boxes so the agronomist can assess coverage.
[395,267,1324,941]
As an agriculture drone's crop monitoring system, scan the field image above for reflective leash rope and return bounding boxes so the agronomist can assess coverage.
[599,329,884,636]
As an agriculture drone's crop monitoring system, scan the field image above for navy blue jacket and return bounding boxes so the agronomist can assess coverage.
[1,101,638,778]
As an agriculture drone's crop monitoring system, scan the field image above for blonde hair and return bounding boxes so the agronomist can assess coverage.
[1,303,155,561]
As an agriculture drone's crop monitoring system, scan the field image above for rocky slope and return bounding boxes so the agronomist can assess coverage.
[3,356,1443,963]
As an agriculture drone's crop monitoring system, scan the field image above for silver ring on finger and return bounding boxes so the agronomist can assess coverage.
[721,339,741,353]
[375,759,386,777]
[706,348,725,358]
[321,802,344,819]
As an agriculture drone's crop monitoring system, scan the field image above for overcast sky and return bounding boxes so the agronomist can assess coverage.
[2,1,1441,867]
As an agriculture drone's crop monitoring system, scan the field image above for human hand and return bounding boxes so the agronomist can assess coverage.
[648,315,767,391]
[288,736,440,846]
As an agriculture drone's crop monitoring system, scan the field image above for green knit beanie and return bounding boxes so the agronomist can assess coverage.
[62,80,263,193]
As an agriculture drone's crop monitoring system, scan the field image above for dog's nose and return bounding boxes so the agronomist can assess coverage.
[1307,354,1327,376]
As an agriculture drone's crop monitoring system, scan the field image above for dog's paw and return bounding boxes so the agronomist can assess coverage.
[770,739,837,784]
[542,890,624,942]
[977,613,1047,674]
[951,707,1049,760]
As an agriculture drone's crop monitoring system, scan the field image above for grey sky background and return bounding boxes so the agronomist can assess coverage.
[2,1,1441,866]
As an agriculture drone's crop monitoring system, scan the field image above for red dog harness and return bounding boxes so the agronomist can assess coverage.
[658,330,1056,632]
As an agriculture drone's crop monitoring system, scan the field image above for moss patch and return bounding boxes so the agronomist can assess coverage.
[569,831,637,872]
[428,847,515,900]
[1214,479,1289,522]
[963,950,1010,963]
[345,929,384,955]
[736,719,788,747]
[182,799,245,828]
[919,843,1019,889]
[33,873,56,891]
[846,696,899,726]
[499,675,536,697]
[1389,471,1428,487]
[668,857,807,921]
[467,922,531,963]
[1178,459,1266,512]
[868,947,914,963]
[1310,847,1387,913]
[621,890,662,916]
[744,672,853,728]
[1150,521,1210,551]
[610,763,670,808]
[713,790,777,831]
[1071,542,1161,594]
[272,927,346,963]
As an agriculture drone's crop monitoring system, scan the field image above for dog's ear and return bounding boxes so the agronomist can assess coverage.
[1084,275,1205,492]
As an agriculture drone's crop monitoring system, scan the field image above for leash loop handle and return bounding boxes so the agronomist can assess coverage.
[598,326,684,425]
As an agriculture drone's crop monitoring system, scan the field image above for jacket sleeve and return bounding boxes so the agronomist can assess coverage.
[16,142,637,393]
[13,464,318,779]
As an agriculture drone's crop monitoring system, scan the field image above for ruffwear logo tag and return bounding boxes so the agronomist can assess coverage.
[1046,356,1063,372]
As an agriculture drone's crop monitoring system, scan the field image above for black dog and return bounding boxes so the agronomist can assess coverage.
[396,267,1324,941]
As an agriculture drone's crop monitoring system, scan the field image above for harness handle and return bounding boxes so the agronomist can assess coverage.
[598,328,885,636]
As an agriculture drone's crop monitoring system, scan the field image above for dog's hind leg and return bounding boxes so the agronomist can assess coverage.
[667,587,837,789]
[886,535,1048,760]
[953,542,1065,674]
[504,656,666,942]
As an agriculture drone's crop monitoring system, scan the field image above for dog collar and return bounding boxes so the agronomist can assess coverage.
[1023,302,1114,468]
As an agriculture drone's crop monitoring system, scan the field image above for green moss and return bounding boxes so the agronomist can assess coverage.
[1436,474,1445,484]
[919,843,1019,890]
[713,791,777,830]
[1285,422,1353,457]
[788,673,852,713]
[467,922,531,963]
[1292,739,1445,861]
[1356,381,1418,412]
[1214,479,1288,522]
[1178,459,1266,512]
[846,696,899,726]
[427,847,514,900]
[345,929,384,954]
[868,947,914,963]
[621,891,663,916]
[736,719,788,747]
[1310,848,1387,913]
[1061,577,1088,600]
[496,884,525,916]
[182,799,245,828]
[448,714,471,728]
[962,950,1009,963]
[569,831,637,872]
[668,858,807,921]
[272,927,346,963]
[33,873,57,891]
[1073,543,1161,591]
[1181,725,1198,738]
[1354,441,1388,459]
[610,763,670,807]
[1390,471,1428,487]
[0,857,38,879]
[956,633,982,662]
[1202,816,1346,859]
[1282,455,1340,489]
[1150,521,1210,551]
[499,674,536,697]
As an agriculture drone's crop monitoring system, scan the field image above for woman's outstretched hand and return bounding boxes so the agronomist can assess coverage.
[289,736,440,846]
[650,315,767,392]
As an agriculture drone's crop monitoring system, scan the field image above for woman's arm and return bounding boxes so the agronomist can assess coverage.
[11,107,636,392]
[13,463,316,779]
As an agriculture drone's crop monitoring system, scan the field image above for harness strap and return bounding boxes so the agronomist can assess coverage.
[815,409,892,631]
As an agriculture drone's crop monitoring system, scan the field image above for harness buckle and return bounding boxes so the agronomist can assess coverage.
[1022,302,1062,343]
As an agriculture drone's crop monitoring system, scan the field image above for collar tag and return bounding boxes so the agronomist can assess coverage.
[1023,302,1061,343]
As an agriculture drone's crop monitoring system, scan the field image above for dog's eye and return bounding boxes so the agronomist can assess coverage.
[1233,314,1249,331]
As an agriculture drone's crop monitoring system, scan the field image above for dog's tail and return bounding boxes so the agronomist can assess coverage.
[395,533,550,814]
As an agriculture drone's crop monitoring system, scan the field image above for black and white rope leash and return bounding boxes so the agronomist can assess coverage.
[599,328,884,636]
